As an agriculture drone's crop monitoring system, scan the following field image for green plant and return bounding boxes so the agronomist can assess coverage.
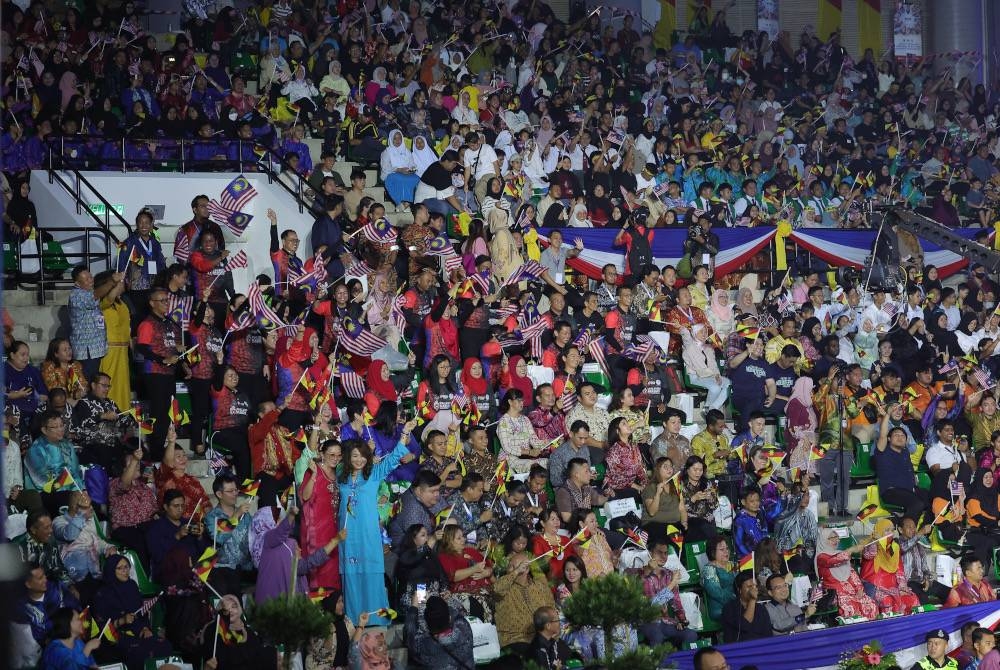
[248,594,332,670]
[560,573,664,660]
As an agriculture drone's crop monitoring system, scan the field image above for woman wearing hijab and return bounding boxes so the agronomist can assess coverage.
[928,469,965,543]
[380,130,419,207]
[460,358,492,418]
[956,313,984,354]
[306,590,357,670]
[364,360,400,415]
[707,290,735,339]
[799,316,823,364]
[965,467,999,568]
[94,554,173,669]
[488,209,521,283]
[411,135,438,178]
[254,502,345,604]
[927,310,962,359]
[587,183,613,228]
[568,202,592,228]
[501,355,536,411]
[815,526,879,620]
[786,377,818,472]
[860,518,921,614]
[736,287,758,317]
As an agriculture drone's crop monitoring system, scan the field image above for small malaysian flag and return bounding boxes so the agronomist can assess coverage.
[588,337,610,379]
[226,310,254,336]
[938,359,959,376]
[494,304,520,322]
[502,260,546,287]
[881,301,898,317]
[206,448,229,474]
[337,364,367,399]
[973,366,994,391]
[346,258,374,279]
[559,380,578,413]
[572,323,595,351]
[622,339,654,361]
[310,254,329,284]
[337,317,387,357]
[606,128,625,146]
[390,294,407,334]
[137,595,161,616]
[360,217,398,244]
[166,294,194,325]
[174,232,192,264]
[247,281,285,327]
[226,250,249,269]
[519,318,547,360]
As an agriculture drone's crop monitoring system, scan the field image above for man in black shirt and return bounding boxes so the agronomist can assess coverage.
[722,571,773,643]
[415,150,465,215]
[853,109,881,146]
[828,118,856,157]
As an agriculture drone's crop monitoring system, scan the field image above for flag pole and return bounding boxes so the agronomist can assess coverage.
[213,614,220,658]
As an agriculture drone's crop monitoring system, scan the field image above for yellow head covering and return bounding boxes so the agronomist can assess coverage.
[872,518,900,574]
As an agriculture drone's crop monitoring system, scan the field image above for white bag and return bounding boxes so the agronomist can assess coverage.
[935,554,957,588]
[603,497,640,523]
[618,547,650,572]
[790,574,813,608]
[679,591,704,631]
[5,511,27,540]
[526,365,554,388]
[713,495,734,530]
[669,393,696,420]
[467,617,501,663]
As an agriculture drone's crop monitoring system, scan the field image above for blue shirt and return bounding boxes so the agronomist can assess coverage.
[728,356,770,401]
[872,445,916,494]
[69,286,107,359]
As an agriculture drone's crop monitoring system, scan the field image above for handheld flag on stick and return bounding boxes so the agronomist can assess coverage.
[239,479,260,497]
[43,468,77,493]
[737,551,754,573]
[193,547,218,583]
[856,503,880,522]
[168,396,190,426]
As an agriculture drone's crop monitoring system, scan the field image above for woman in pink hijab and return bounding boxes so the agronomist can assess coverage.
[786,376,818,472]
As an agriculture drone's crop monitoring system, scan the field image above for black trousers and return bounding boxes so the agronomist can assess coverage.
[144,373,175,461]
[881,487,930,521]
[186,378,212,451]
[212,426,251,481]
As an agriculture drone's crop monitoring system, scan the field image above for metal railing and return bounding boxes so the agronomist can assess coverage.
[4,226,118,305]
[44,135,321,217]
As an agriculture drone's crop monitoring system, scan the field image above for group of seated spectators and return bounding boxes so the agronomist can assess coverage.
[5,1,1000,670]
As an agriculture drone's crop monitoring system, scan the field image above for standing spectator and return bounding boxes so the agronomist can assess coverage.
[134,289,184,460]
[118,208,167,324]
[68,265,110,381]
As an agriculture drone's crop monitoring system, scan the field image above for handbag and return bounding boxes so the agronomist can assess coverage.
[679,592,704,630]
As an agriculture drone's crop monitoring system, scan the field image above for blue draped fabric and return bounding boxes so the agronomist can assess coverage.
[539,227,985,256]
[667,602,1000,670]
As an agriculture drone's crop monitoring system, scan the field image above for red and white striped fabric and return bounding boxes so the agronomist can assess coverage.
[226,250,249,269]
[247,282,284,327]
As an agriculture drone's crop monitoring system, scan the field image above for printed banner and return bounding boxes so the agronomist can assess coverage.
[893,0,922,58]
[757,0,779,40]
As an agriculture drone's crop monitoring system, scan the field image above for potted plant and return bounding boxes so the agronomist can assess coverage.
[247,554,333,670]
[560,572,672,670]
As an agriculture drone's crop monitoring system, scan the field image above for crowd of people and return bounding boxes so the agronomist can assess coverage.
[5,1,1000,670]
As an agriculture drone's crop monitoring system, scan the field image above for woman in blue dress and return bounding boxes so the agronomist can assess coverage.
[40,607,101,669]
[339,418,419,626]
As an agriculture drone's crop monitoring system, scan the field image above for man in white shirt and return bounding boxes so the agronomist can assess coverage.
[733,179,761,218]
[924,420,967,475]
[465,132,500,206]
